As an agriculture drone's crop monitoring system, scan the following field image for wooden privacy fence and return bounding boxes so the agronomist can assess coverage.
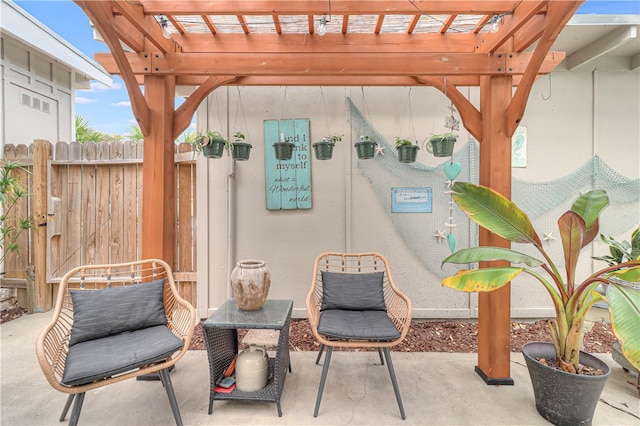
[2,140,198,312]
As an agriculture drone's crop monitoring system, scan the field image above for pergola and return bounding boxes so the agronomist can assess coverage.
[74,0,584,384]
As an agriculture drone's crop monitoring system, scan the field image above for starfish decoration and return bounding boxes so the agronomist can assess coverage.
[434,229,447,243]
[543,231,556,242]
[375,145,385,156]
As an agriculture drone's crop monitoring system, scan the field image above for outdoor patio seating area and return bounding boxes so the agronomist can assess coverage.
[2,310,638,425]
[1,1,639,425]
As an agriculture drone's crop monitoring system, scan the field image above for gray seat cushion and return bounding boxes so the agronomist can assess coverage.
[69,280,167,346]
[320,271,386,311]
[317,309,401,341]
[62,325,184,386]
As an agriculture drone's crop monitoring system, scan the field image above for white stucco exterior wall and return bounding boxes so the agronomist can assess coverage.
[196,69,639,320]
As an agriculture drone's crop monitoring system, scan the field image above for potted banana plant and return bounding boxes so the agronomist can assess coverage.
[441,182,640,426]
[394,137,419,163]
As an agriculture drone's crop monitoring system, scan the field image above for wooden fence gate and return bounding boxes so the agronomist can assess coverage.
[2,140,198,312]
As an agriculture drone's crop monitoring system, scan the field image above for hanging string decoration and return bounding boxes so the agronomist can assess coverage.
[442,101,461,253]
[347,96,640,278]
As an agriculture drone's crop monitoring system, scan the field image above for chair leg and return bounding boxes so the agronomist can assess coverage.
[313,346,333,417]
[315,344,325,365]
[378,347,385,365]
[382,348,406,420]
[158,368,183,426]
[59,394,75,422]
[67,392,85,426]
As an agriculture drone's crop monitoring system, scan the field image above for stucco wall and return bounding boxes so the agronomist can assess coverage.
[196,70,639,320]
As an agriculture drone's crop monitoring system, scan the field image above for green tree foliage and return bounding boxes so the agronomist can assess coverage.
[124,124,144,142]
[0,159,33,265]
[75,115,104,142]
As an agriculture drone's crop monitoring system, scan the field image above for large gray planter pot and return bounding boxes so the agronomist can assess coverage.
[522,342,610,426]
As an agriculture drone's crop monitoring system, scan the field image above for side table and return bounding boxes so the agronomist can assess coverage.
[202,299,293,417]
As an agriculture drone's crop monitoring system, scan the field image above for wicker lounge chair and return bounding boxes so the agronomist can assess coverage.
[306,252,412,419]
[36,259,196,426]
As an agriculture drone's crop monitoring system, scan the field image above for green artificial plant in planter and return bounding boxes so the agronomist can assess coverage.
[593,227,640,267]
[354,135,376,160]
[394,137,419,163]
[273,133,295,161]
[441,182,640,425]
[195,131,228,159]
[592,227,640,384]
[424,132,457,158]
[312,134,341,160]
[231,132,252,161]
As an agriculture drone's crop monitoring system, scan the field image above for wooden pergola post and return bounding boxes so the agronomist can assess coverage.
[475,75,514,384]
[141,75,177,267]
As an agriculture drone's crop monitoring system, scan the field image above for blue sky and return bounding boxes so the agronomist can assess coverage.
[15,0,638,136]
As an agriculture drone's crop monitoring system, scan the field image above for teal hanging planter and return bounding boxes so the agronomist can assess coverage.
[355,136,376,160]
[394,138,419,163]
[203,136,227,159]
[396,145,419,163]
[273,142,295,160]
[425,134,456,158]
[232,142,252,161]
[312,141,335,160]
[313,135,341,160]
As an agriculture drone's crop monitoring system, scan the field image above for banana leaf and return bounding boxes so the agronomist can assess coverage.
[558,211,585,289]
[570,189,608,248]
[606,280,640,370]
[442,247,544,268]
[451,182,541,247]
[442,267,523,292]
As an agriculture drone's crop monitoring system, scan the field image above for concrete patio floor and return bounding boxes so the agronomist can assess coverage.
[1,311,638,425]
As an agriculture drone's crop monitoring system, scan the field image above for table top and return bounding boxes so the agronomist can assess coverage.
[203,299,293,329]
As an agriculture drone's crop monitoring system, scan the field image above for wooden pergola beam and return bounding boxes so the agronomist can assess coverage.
[173,75,239,140]
[96,51,563,80]
[175,33,479,54]
[138,0,540,15]
[507,0,582,135]
[110,0,177,53]
[76,0,151,135]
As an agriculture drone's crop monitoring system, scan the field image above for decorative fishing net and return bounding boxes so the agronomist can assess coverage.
[347,97,640,278]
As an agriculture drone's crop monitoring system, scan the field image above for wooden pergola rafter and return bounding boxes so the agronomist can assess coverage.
[73,0,585,383]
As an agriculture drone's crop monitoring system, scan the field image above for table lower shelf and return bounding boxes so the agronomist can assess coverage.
[212,358,283,403]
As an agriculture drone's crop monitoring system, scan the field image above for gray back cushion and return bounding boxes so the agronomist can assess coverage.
[69,279,167,346]
[320,271,386,311]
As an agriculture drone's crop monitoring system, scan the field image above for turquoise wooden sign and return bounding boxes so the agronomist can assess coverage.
[264,119,312,210]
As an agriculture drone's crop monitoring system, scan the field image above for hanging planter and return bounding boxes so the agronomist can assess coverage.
[201,131,228,159]
[231,132,252,161]
[273,140,295,160]
[355,135,376,160]
[425,133,457,158]
[394,137,419,163]
[312,134,341,160]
